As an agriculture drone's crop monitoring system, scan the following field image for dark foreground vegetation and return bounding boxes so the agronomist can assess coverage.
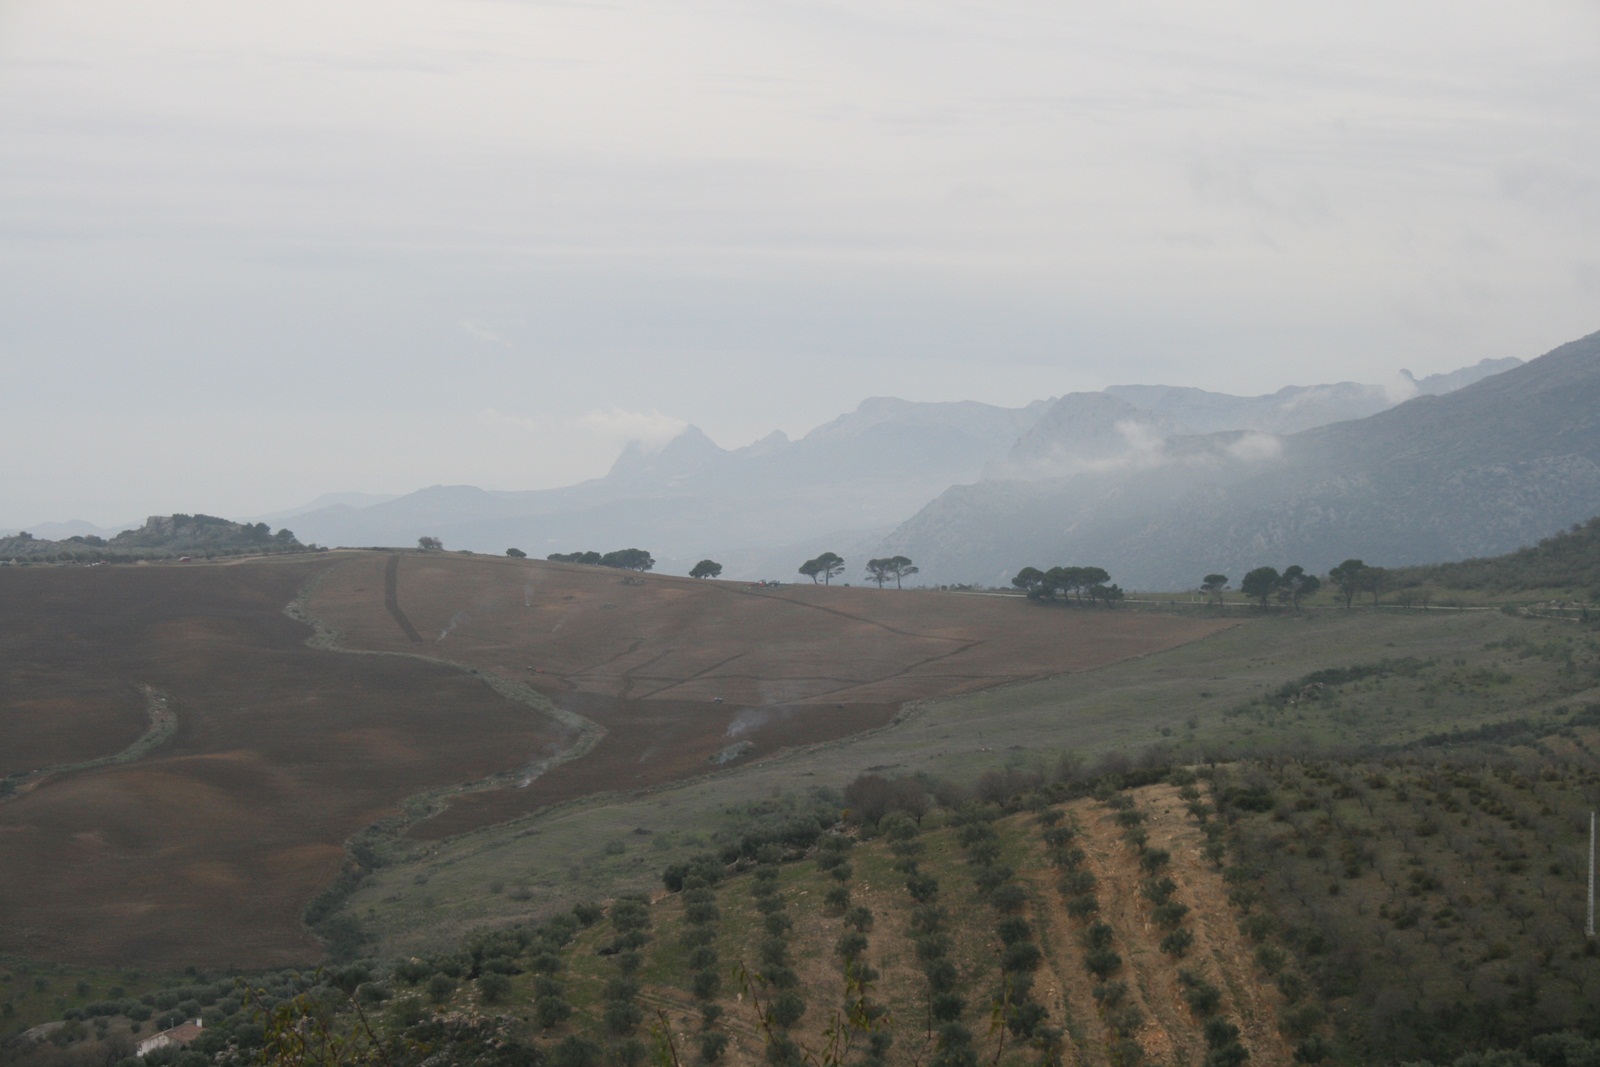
[7,693,1599,1067]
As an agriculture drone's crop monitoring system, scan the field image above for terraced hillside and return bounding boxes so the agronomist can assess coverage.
[2,781,1307,1067]
[7,733,1600,1065]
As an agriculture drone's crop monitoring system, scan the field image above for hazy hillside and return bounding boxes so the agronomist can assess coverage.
[1099,355,1519,439]
[984,393,1188,481]
[1390,514,1600,599]
[276,357,1518,580]
[880,331,1600,589]
[284,398,1049,568]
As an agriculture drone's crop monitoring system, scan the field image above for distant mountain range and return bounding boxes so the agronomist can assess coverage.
[271,353,1523,581]
[877,337,1598,588]
[10,348,1573,587]
[272,397,1049,573]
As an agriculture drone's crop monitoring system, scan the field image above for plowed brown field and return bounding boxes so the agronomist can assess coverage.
[0,556,559,968]
[1,551,1234,969]
[307,554,1236,838]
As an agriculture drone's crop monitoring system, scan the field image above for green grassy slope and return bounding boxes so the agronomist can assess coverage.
[340,608,1597,958]
[1390,515,1600,601]
[13,753,1599,1066]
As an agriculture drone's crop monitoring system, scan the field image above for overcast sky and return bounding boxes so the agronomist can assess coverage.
[2,1,1597,527]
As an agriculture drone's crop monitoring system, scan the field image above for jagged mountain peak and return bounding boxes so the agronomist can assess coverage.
[605,424,728,482]
[986,392,1190,481]
[1400,355,1524,396]
[728,429,792,460]
[234,346,1555,579]
[802,396,1048,446]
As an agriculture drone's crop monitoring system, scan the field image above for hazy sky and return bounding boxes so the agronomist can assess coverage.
[2,1,1597,526]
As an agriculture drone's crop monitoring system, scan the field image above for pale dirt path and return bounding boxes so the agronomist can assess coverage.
[639,790,1297,1067]
[1017,831,1107,1065]
[1072,800,1191,1064]
[1022,790,1295,1067]
[1136,784,1295,1066]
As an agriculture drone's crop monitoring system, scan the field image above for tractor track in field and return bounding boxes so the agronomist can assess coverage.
[384,553,424,644]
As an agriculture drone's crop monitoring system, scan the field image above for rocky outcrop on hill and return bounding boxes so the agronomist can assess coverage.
[0,514,305,561]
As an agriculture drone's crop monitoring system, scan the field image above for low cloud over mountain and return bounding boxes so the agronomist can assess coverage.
[260,348,1549,586]
[877,338,1594,589]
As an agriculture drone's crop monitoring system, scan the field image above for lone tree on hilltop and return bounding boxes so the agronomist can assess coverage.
[818,552,845,584]
[1088,581,1125,606]
[1328,559,1368,608]
[865,558,895,588]
[689,559,722,579]
[1363,565,1389,606]
[1200,574,1229,605]
[418,536,443,551]
[1012,566,1049,599]
[1278,565,1320,611]
[506,547,526,558]
[801,552,845,585]
[865,556,918,588]
[1240,566,1280,610]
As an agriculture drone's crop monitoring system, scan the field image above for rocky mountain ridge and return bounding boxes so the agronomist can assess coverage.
[877,335,1598,588]
[270,355,1521,576]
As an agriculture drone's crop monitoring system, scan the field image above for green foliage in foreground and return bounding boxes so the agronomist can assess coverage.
[8,727,1600,1067]
[1213,729,1600,1065]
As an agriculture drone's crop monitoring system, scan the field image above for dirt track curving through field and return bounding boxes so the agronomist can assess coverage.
[307,553,1238,838]
[383,553,424,643]
[0,551,1236,968]
[0,556,561,968]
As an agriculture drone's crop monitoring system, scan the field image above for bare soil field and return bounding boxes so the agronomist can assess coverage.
[0,557,560,969]
[0,551,1231,970]
[306,554,1236,837]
